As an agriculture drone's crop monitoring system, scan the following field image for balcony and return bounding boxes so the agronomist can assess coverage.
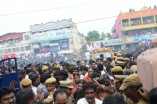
[122,23,157,31]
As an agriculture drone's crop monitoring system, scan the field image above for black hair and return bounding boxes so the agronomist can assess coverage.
[101,74,110,80]
[77,61,81,65]
[128,61,137,67]
[76,80,83,85]
[33,102,44,104]
[103,94,126,104]
[59,70,68,80]
[100,54,104,58]
[25,68,32,74]
[53,70,60,77]
[16,88,34,104]
[80,66,88,71]
[106,65,113,71]
[118,64,125,70]
[30,75,39,86]
[73,73,80,78]
[89,59,95,65]
[96,58,102,62]
[97,64,104,71]
[53,90,68,102]
[60,61,65,65]
[0,87,14,99]
[91,61,96,64]
[73,67,79,72]
[97,78,104,85]
[107,57,113,62]
[91,72,100,79]
[74,90,84,103]
[11,66,16,71]
[83,82,97,93]
[37,66,42,75]
[148,87,157,104]
[40,73,51,83]
[21,70,26,74]
[70,67,79,74]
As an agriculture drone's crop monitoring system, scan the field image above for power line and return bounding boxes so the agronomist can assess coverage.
[75,16,117,24]
[0,2,107,17]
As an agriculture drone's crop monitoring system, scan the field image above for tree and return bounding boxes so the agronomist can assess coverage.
[100,32,106,40]
[106,33,112,39]
[100,32,112,40]
[85,30,101,41]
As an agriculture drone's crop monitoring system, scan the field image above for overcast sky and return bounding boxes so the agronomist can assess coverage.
[0,0,156,35]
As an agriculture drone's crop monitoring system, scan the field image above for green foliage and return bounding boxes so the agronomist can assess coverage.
[100,32,112,40]
[85,30,112,41]
[85,30,101,41]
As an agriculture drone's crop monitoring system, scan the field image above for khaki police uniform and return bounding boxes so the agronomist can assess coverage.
[119,74,148,104]
[43,77,56,104]
[111,66,123,73]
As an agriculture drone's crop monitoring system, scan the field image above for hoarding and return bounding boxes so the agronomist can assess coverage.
[31,30,71,43]
[60,39,69,50]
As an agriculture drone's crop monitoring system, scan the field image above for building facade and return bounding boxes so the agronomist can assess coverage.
[111,6,157,50]
[30,18,83,55]
[0,32,32,58]
[0,19,83,60]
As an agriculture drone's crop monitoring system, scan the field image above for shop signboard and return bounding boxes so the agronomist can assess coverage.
[50,43,59,52]
[126,36,134,43]
[101,38,122,46]
[31,30,69,43]
[50,46,59,52]
[60,39,69,50]
[133,35,151,42]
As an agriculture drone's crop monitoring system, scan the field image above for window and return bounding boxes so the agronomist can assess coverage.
[21,47,24,51]
[8,49,11,53]
[122,19,129,27]
[0,50,2,54]
[1,40,5,44]
[24,35,30,41]
[26,45,30,50]
[5,49,8,53]
[8,39,12,44]
[130,18,141,26]
[143,16,154,24]
[16,47,19,52]
[13,48,16,52]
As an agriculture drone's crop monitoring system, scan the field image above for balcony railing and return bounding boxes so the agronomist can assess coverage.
[122,22,157,31]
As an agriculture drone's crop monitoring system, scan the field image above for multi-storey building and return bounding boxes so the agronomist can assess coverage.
[112,6,157,50]
[0,32,32,58]
[30,18,84,55]
[0,19,84,59]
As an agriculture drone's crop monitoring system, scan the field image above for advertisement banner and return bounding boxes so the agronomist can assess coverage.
[101,38,122,46]
[133,35,151,42]
[50,46,59,52]
[126,36,133,43]
[60,39,69,50]
[31,30,69,43]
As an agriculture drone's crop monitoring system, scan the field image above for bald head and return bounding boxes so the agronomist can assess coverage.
[53,90,68,104]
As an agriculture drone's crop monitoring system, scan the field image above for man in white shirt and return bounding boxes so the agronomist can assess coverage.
[77,82,102,104]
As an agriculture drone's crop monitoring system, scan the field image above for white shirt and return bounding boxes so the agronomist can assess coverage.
[32,86,38,96]
[38,83,48,96]
[80,75,85,80]
[77,98,102,104]
[85,52,91,60]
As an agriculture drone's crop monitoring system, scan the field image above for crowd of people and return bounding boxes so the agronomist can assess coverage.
[0,51,157,104]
